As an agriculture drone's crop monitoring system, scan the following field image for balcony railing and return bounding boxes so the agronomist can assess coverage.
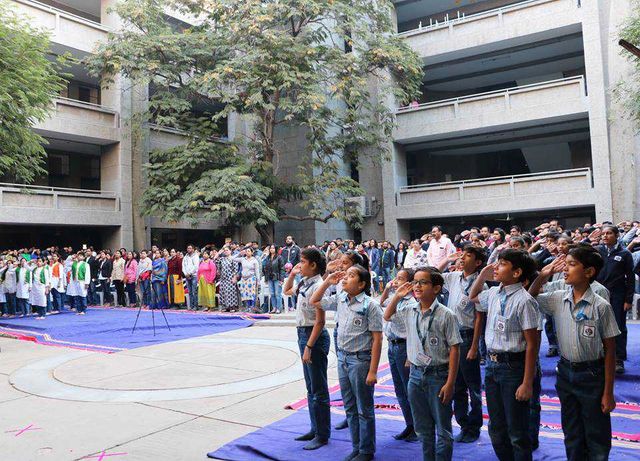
[398,76,586,113]
[0,183,120,212]
[398,0,570,37]
[398,168,592,207]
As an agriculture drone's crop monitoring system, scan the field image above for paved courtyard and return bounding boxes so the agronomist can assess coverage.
[0,319,338,461]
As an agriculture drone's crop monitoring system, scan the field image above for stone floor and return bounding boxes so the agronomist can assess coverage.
[0,324,346,461]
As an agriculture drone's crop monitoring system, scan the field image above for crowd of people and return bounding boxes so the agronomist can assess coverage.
[0,218,639,461]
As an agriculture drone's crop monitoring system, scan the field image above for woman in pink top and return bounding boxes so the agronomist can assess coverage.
[124,252,138,307]
[197,250,217,311]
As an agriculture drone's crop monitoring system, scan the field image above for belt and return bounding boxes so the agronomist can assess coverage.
[414,363,448,373]
[487,351,526,363]
[339,349,372,356]
[388,338,406,345]
[297,326,314,331]
[559,356,604,371]
[459,328,474,339]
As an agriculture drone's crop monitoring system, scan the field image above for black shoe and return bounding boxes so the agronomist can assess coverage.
[353,454,374,461]
[342,450,359,461]
[303,437,328,450]
[546,348,559,357]
[460,432,479,443]
[615,360,625,374]
[294,431,315,441]
[335,418,348,430]
[532,441,539,451]
[404,429,418,442]
[393,425,414,440]
[479,358,486,366]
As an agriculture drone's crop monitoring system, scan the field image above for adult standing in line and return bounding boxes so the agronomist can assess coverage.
[426,225,456,268]
[403,239,429,270]
[167,248,185,308]
[50,253,66,312]
[379,241,396,289]
[124,251,138,307]
[150,250,169,310]
[197,250,217,311]
[595,225,636,374]
[216,246,240,312]
[86,249,100,306]
[395,242,407,269]
[234,247,261,312]
[97,251,113,307]
[137,250,153,308]
[111,250,126,307]
[281,236,301,309]
[263,245,285,314]
[182,244,200,310]
[70,252,91,315]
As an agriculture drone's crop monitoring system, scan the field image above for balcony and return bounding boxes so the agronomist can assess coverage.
[0,183,122,226]
[34,97,120,144]
[398,0,582,60]
[394,76,587,143]
[13,0,108,54]
[395,168,595,219]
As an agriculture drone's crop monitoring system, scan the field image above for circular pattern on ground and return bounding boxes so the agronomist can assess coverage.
[10,337,323,402]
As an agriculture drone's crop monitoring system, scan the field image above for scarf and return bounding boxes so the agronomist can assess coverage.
[72,261,87,281]
[52,262,61,278]
[33,267,46,284]
[16,266,31,284]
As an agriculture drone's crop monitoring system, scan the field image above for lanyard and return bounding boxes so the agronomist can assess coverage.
[499,290,514,317]
[416,303,438,347]
[462,273,475,296]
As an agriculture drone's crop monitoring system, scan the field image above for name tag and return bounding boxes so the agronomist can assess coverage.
[582,324,596,338]
[496,315,507,333]
[429,336,439,346]
[417,352,432,366]
[353,317,363,327]
[614,255,622,262]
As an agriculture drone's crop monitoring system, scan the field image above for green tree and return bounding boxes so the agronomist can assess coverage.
[89,0,422,241]
[619,0,640,125]
[0,0,67,183]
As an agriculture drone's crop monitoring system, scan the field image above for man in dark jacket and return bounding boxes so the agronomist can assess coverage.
[379,241,396,287]
[596,225,635,374]
[86,250,100,306]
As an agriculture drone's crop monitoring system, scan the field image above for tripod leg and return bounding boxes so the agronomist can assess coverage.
[159,307,172,331]
[131,305,143,334]
[152,308,156,336]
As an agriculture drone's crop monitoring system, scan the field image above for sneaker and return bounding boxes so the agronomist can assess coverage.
[615,360,625,374]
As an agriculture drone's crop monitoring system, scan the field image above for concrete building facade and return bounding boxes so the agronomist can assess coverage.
[5,0,639,249]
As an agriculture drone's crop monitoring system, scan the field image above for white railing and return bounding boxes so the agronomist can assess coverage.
[0,183,120,211]
[14,0,108,32]
[397,0,565,37]
[397,76,586,113]
[399,168,592,195]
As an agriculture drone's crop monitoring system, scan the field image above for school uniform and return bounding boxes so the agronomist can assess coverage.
[544,279,610,302]
[391,298,462,461]
[477,282,540,461]
[16,266,32,316]
[294,274,331,442]
[321,292,383,457]
[0,267,6,315]
[382,293,414,430]
[536,287,620,460]
[69,261,91,313]
[3,266,17,315]
[30,267,50,318]
[50,262,66,311]
[442,271,484,438]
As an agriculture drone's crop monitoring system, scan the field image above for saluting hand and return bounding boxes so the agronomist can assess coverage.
[394,281,413,298]
[327,271,346,285]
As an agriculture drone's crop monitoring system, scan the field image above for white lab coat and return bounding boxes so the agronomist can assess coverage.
[30,267,50,307]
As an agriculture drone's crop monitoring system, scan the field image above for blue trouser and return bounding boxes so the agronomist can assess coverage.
[267,279,282,310]
[556,360,610,461]
[528,360,542,448]
[609,291,627,361]
[87,280,98,305]
[338,349,376,455]
[544,314,558,350]
[381,267,393,287]
[34,304,46,317]
[140,279,152,307]
[0,302,6,315]
[185,276,197,309]
[297,327,331,441]
[454,330,483,435]
[408,364,453,461]
[16,298,30,316]
[74,296,87,313]
[46,292,53,313]
[5,293,16,315]
[479,333,487,361]
[388,340,413,426]
[51,289,65,311]
[485,359,531,461]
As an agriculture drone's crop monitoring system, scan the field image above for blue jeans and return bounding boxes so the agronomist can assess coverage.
[337,349,376,455]
[34,303,46,318]
[267,279,282,310]
[74,296,87,313]
[381,267,393,287]
[454,330,483,435]
[51,289,65,312]
[297,327,331,441]
[5,293,16,315]
[388,340,413,426]
[556,360,610,461]
[409,365,453,461]
[544,315,558,350]
[16,298,30,316]
[529,360,542,448]
[485,360,531,461]
[185,276,197,310]
[87,280,98,305]
[140,279,152,307]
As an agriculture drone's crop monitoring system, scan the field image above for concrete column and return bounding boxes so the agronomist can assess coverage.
[582,1,614,222]
[382,143,408,243]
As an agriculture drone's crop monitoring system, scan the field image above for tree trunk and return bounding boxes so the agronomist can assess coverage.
[255,224,273,245]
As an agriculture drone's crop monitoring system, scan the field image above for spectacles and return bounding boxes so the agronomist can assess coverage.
[412,280,433,287]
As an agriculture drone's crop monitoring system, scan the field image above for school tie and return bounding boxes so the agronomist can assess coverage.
[296,280,306,297]
[499,290,508,316]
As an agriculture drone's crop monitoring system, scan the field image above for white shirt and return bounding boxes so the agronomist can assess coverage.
[182,252,200,277]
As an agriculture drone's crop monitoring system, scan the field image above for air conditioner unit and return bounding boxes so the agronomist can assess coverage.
[345,196,375,218]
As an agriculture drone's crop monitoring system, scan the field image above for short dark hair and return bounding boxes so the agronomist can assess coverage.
[396,267,415,281]
[432,225,443,233]
[414,266,445,288]
[345,250,370,272]
[300,248,326,276]
[510,225,521,233]
[602,225,619,236]
[497,249,537,283]
[568,244,604,282]
[462,244,487,267]
[351,264,372,296]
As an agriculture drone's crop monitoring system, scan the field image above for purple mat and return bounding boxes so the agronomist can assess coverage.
[208,324,640,460]
[0,308,263,353]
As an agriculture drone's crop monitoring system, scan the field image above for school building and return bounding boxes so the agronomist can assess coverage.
[2,0,639,248]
